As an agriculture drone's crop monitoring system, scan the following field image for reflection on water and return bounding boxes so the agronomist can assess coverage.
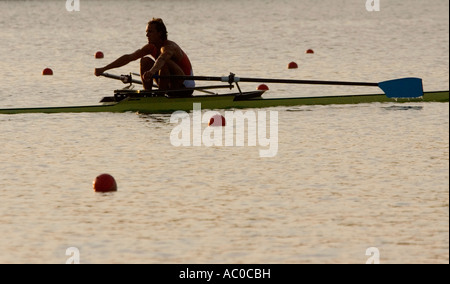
[139,113,172,124]
[382,105,424,111]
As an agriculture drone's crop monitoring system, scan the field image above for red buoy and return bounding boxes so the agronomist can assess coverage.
[288,62,298,69]
[306,49,314,54]
[209,115,226,127]
[95,51,104,59]
[42,68,53,75]
[257,84,269,91]
[93,174,117,192]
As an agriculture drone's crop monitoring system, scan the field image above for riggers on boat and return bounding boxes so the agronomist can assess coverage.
[0,73,448,115]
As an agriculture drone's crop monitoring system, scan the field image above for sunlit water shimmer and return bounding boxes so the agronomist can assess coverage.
[0,0,448,263]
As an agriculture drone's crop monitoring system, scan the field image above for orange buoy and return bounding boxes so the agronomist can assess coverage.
[209,114,226,127]
[257,84,269,91]
[93,174,117,192]
[42,68,53,75]
[288,62,298,69]
[306,49,314,54]
[95,51,104,59]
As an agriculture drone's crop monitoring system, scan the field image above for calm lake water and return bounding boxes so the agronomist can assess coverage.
[0,0,448,264]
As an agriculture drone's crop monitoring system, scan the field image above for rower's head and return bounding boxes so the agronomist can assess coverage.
[146,18,168,43]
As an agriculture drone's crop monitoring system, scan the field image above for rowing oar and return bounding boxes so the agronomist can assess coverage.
[101,73,143,85]
[101,72,162,89]
[157,73,424,98]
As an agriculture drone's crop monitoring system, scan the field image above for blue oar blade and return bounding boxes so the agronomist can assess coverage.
[378,78,423,98]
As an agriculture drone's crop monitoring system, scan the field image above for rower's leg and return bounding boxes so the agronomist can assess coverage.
[140,57,156,90]
[157,64,170,91]
[159,60,185,90]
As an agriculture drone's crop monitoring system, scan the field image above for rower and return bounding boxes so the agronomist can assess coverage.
[94,18,195,97]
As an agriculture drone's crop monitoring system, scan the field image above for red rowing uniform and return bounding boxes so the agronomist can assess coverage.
[176,50,195,88]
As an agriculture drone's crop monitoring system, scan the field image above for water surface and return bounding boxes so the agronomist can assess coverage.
[0,0,448,263]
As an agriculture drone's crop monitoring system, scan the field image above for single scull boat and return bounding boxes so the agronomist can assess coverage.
[0,73,448,115]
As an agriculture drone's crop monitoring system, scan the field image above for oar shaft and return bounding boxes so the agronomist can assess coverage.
[101,73,142,85]
[158,74,379,87]
[101,72,159,88]
[238,77,379,86]
[100,73,233,94]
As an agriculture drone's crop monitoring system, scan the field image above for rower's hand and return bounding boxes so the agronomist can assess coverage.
[143,71,155,82]
[94,68,105,76]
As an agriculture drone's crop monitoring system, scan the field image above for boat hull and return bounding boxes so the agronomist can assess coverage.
[0,91,448,115]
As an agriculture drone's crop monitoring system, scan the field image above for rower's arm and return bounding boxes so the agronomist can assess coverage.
[95,46,151,76]
[149,46,174,75]
[103,54,133,70]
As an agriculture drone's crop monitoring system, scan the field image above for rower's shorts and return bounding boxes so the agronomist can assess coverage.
[168,69,194,97]
[183,69,195,89]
